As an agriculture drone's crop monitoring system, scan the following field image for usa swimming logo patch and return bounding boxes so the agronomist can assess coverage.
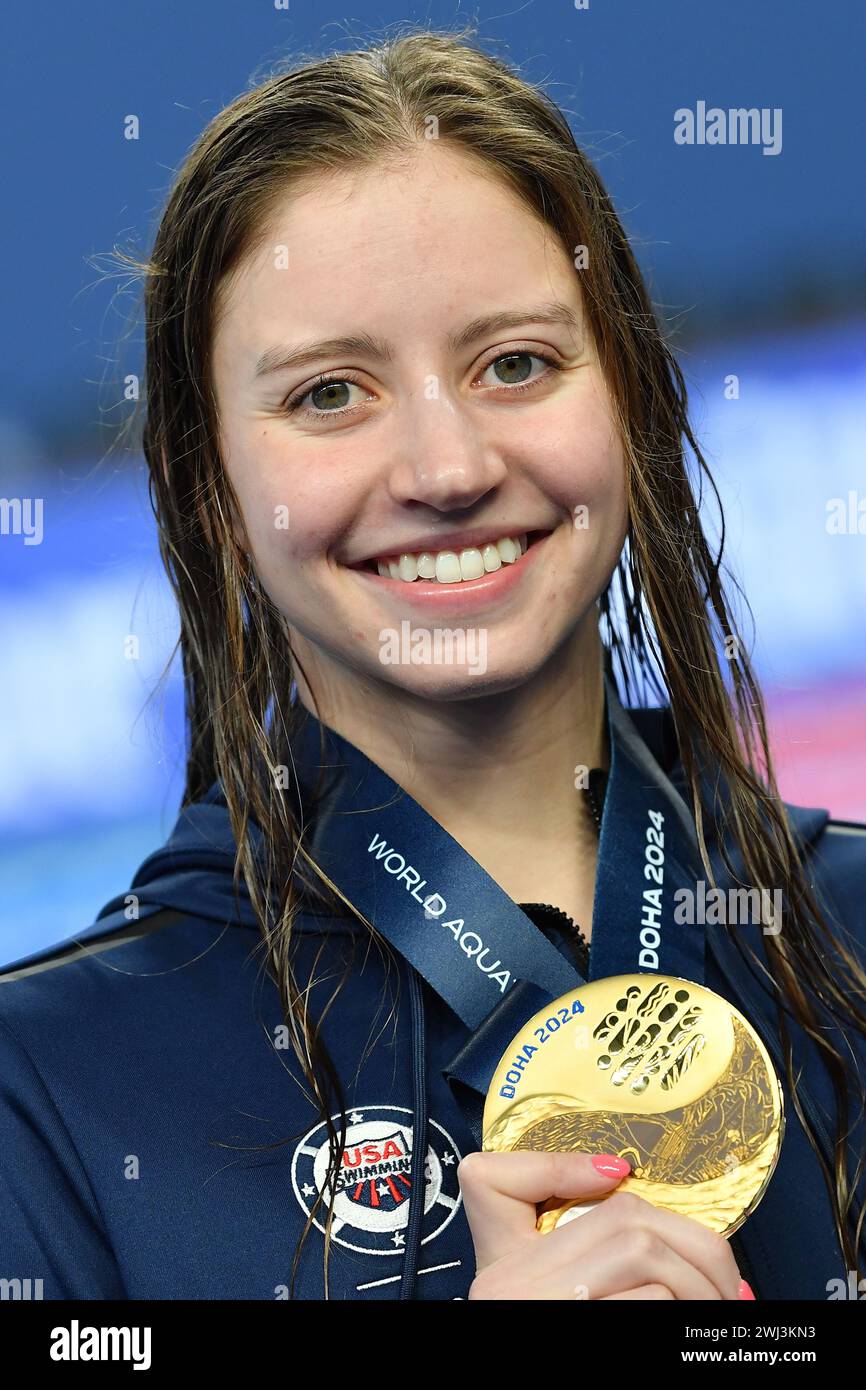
[291,1105,463,1255]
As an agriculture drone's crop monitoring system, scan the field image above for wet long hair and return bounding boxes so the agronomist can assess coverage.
[116,25,866,1293]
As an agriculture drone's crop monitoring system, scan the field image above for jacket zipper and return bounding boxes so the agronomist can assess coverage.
[584,769,607,834]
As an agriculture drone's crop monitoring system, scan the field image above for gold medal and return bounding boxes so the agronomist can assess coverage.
[483,973,784,1235]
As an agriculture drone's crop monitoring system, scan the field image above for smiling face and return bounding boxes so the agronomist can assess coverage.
[211,141,628,707]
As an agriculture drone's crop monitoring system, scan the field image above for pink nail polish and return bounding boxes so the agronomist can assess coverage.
[738,1279,756,1300]
[591,1154,631,1177]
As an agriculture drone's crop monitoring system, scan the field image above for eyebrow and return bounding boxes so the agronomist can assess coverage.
[252,300,583,378]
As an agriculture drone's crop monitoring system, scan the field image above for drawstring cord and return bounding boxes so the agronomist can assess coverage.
[400,964,428,1299]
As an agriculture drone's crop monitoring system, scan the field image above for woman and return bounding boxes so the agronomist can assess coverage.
[2,28,865,1302]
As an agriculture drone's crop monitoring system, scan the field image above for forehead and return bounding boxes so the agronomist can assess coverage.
[212,143,578,360]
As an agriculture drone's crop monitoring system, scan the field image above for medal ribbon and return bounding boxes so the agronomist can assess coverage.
[290,676,707,1145]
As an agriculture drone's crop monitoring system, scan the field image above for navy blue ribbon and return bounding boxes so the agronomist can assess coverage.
[291,677,708,1145]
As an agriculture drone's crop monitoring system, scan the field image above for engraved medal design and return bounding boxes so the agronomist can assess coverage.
[482,974,784,1235]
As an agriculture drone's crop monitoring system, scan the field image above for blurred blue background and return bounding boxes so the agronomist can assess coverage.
[1,1,864,963]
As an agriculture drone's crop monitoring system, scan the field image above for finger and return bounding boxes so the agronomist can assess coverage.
[550,1190,741,1299]
[457,1150,630,1271]
[600,1284,676,1300]
[570,1227,724,1300]
[470,1222,718,1301]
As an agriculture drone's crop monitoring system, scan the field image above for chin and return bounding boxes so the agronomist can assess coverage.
[373,649,547,702]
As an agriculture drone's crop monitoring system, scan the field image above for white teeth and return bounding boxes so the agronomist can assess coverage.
[435,551,462,584]
[459,548,485,581]
[398,553,418,582]
[371,533,534,584]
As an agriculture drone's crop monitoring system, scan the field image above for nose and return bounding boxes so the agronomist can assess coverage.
[385,391,507,512]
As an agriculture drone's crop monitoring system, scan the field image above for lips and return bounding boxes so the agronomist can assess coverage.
[347,524,553,611]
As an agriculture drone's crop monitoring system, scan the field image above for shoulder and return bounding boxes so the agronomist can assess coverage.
[0,909,270,1191]
[0,898,354,1036]
[807,812,866,936]
[0,905,216,986]
[816,814,866,858]
[0,908,250,1056]
[798,804,866,874]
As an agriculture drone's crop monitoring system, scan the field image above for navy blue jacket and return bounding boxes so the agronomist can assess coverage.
[1,687,865,1300]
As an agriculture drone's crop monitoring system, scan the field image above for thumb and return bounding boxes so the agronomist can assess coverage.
[457,1150,631,1271]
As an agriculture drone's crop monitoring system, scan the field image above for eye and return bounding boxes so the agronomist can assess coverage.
[477,349,561,393]
[283,373,371,417]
